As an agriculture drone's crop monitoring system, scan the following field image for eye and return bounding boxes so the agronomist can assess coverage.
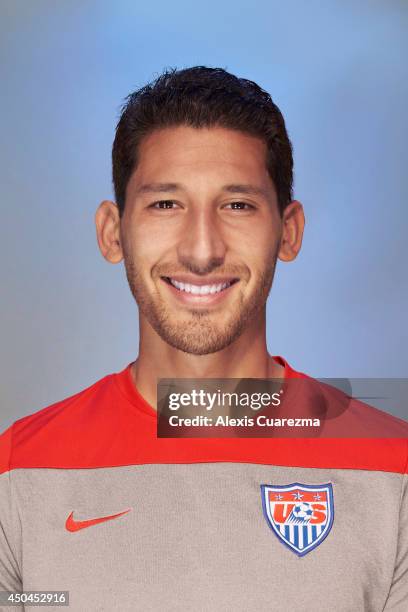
[149,200,180,209]
[223,201,255,210]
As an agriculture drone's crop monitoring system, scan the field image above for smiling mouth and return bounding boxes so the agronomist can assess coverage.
[162,277,239,296]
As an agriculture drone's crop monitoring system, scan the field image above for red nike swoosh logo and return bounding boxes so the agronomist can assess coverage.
[65,508,132,532]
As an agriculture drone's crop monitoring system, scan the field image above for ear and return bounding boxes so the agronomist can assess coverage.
[278,200,305,262]
[95,200,124,264]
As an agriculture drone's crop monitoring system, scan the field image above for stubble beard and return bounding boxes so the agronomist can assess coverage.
[123,253,278,356]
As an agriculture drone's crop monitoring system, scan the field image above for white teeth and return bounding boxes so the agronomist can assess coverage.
[169,279,232,295]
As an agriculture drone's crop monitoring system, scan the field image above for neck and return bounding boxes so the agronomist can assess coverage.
[130,309,285,410]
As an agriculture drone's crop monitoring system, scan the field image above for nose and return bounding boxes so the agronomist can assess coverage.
[177,207,227,274]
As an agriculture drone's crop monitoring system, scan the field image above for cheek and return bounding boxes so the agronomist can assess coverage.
[125,230,175,281]
[235,214,278,245]
[238,229,279,265]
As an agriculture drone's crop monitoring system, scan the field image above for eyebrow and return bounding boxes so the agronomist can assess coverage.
[135,182,269,198]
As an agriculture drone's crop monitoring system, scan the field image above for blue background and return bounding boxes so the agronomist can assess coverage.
[1,1,407,426]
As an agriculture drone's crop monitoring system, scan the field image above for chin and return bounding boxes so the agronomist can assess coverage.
[160,337,236,356]
[153,315,248,356]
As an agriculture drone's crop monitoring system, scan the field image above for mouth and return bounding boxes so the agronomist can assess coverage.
[160,275,240,306]
[162,276,239,295]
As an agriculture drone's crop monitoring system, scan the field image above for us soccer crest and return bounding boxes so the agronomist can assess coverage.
[261,483,334,556]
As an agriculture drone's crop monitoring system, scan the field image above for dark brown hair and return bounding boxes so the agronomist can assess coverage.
[112,66,293,216]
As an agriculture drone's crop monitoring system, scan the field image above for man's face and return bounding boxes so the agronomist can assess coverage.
[120,125,284,355]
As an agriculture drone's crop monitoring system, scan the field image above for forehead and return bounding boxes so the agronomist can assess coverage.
[128,125,273,192]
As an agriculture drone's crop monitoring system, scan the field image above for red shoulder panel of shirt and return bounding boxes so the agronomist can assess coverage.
[1,357,407,475]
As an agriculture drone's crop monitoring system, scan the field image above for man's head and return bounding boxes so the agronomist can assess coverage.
[96,66,304,355]
[112,66,294,218]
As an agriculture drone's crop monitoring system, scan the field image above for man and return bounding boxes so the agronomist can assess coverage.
[0,66,407,611]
